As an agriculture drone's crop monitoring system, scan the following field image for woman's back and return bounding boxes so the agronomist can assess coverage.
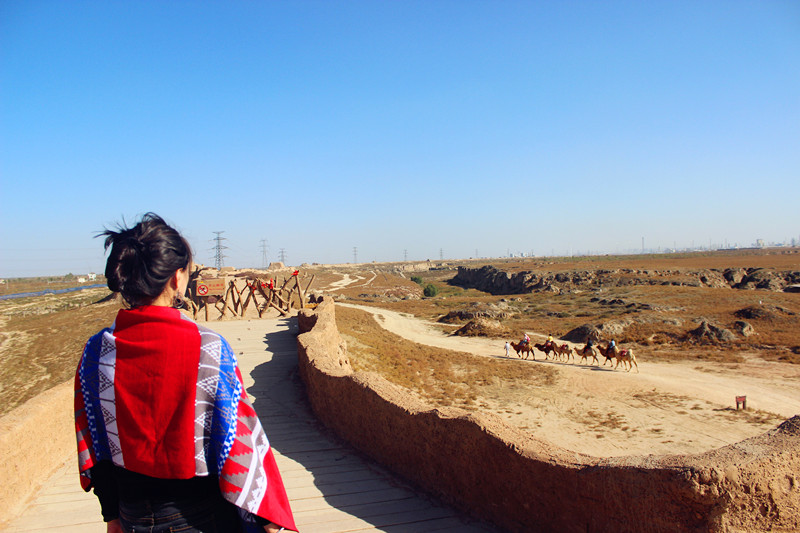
[75,213,295,532]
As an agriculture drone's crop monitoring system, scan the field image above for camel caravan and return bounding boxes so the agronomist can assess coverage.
[509,335,639,372]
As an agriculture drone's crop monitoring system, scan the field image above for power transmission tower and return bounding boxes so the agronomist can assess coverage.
[279,248,287,263]
[439,248,444,260]
[211,231,227,270]
[353,247,358,264]
[403,249,408,261]
[260,239,269,269]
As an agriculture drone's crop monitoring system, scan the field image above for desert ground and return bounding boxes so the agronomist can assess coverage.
[306,253,800,459]
[339,301,800,458]
[2,250,798,460]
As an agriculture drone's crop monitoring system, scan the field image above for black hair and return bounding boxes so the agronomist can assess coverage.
[100,213,192,307]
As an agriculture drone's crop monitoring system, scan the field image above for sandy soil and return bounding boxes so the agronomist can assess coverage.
[339,302,800,458]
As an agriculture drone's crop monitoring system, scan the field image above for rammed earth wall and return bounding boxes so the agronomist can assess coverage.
[0,381,74,529]
[296,297,800,532]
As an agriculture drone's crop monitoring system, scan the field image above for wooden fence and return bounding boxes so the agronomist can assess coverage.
[187,271,315,321]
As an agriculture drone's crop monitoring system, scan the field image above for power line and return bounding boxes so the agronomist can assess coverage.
[259,239,269,269]
[211,231,227,270]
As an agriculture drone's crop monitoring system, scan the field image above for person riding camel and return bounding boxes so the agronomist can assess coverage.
[546,334,554,349]
[521,333,530,346]
[609,339,616,352]
[584,337,594,354]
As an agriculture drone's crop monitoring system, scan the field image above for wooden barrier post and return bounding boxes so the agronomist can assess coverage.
[295,276,305,309]
[230,281,242,314]
[304,274,315,296]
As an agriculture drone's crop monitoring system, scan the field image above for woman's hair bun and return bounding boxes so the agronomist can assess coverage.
[100,213,192,306]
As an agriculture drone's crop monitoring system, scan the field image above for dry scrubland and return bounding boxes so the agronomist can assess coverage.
[330,251,800,365]
[2,252,799,533]
[0,285,120,416]
[320,249,800,457]
[2,249,798,452]
[335,305,558,408]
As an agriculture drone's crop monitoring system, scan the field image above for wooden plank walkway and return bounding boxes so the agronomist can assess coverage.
[3,317,495,532]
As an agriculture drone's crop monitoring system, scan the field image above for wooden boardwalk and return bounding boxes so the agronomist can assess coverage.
[3,317,495,532]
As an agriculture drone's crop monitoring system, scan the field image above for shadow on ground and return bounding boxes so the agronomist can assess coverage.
[246,317,496,532]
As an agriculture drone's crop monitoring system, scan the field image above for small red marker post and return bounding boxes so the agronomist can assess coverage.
[736,395,747,410]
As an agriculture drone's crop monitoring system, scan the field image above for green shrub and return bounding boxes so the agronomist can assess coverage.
[411,276,423,285]
[423,284,439,297]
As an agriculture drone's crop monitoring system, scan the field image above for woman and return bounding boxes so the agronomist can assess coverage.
[74,213,296,533]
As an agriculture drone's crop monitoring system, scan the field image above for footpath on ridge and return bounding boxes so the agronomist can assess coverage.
[2,317,494,533]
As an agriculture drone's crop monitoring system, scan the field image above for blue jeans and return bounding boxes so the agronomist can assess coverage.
[118,494,241,533]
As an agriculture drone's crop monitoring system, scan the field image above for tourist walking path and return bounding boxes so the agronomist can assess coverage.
[3,317,494,533]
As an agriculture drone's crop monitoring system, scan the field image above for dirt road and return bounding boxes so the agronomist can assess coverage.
[340,303,800,458]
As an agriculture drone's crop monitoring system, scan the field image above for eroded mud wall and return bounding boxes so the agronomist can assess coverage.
[297,297,800,532]
[0,381,74,529]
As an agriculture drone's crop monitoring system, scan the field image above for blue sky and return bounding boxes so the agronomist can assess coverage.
[1,1,799,277]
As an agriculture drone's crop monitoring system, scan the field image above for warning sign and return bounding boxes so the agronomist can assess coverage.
[195,278,226,297]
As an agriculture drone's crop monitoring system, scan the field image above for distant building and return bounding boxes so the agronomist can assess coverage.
[87,273,97,281]
[78,277,87,283]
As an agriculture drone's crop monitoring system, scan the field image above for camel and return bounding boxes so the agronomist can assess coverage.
[509,341,536,361]
[576,345,599,365]
[596,344,618,367]
[534,342,555,360]
[597,344,639,372]
[615,348,639,373]
[553,343,574,363]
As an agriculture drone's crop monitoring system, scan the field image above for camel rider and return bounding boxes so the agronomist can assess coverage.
[522,333,530,346]
[609,339,616,351]
[546,334,554,348]
[584,337,594,354]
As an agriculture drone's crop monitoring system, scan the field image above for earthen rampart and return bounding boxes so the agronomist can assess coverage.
[0,381,73,528]
[297,297,800,532]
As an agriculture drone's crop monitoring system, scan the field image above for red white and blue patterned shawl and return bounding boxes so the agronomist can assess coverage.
[74,305,296,532]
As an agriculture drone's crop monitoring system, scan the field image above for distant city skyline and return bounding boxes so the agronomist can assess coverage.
[2,2,798,277]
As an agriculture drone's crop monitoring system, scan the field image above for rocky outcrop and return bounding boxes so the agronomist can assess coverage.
[297,298,800,532]
[452,265,800,295]
[562,324,602,343]
[450,265,536,294]
[735,305,796,320]
[687,321,737,344]
[438,302,512,323]
[453,318,511,337]
[734,320,756,337]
